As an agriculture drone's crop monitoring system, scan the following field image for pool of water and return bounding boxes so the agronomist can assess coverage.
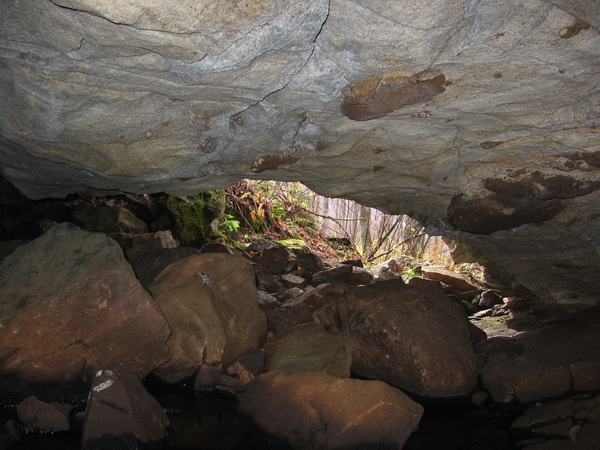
[1,382,520,450]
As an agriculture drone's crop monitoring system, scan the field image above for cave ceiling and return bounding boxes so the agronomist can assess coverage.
[1,0,599,306]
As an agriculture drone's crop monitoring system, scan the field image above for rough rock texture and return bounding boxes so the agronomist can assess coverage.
[479,307,600,403]
[511,393,600,449]
[149,253,267,384]
[348,285,477,400]
[16,396,73,433]
[267,322,353,377]
[0,223,171,401]
[0,0,599,307]
[237,371,424,450]
[82,363,169,450]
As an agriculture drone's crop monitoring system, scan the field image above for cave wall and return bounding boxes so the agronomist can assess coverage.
[0,0,599,306]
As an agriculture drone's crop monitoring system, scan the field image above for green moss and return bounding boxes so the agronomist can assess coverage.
[277,238,309,253]
[166,190,226,246]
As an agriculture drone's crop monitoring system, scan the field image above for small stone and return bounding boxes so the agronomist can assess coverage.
[471,390,488,407]
[17,396,73,433]
[281,273,306,288]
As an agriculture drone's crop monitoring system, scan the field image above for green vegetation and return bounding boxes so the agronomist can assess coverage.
[162,180,485,282]
[166,190,227,246]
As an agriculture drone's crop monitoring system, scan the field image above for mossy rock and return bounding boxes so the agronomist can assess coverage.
[166,190,226,246]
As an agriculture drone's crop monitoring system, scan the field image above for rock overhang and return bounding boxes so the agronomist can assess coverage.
[1,0,599,306]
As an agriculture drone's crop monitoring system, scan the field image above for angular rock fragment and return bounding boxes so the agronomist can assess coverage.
[82,363,169,450]
[150,253,267,385]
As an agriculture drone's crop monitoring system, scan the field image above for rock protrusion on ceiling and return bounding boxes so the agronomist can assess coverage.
[341,70,447,121]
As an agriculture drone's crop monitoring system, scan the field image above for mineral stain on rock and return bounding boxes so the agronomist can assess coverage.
[251,154,301,173]
[341,70,446,121]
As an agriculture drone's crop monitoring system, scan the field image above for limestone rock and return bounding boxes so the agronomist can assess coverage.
[349,285,477,399]
[0,223,171,401]
[150,253,267,385]
[82,363,169,450]
[268,322,353,378]
[0,0,599,307]
[237,371,424,450]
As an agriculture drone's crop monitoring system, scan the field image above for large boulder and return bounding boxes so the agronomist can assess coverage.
[237,371,424,450]
[314,278,407,333]
[0,223,171,401]
[149,253,267,385]
[348,284,477,400]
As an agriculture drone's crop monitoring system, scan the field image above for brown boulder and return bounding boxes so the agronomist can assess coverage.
[313,279,406,333]
[349,285,477,399]
[17,396,73,433]
[481,310,600,403]
[82,363,169,450]
[150,253,267,385]
[421,265,483,292]
[268,322,353,378]
[237,371,423,450]
[0,223,171,401]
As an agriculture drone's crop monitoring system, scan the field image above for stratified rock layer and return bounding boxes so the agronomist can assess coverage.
[0,0,599,306]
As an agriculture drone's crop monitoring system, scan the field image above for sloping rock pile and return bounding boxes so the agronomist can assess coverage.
[1,225,600,449]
